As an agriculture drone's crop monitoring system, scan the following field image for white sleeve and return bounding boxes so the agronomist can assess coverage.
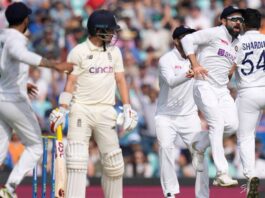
[67,47,82,75]
[114,47,124,73]
[7,38,42,66]
[159,58,190,88]
[181,28,215,55]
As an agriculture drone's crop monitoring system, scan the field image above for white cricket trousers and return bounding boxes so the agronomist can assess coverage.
[155,113,209,198]
[193,81,238,175]
[236,87,265,179]
[66,103,123,198]
[0,100,43,189]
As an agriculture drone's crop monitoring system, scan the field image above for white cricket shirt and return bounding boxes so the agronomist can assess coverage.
[0,29,42,102]
[67,39,124,105]
[156,48,197,116]
[235,30,265,89]
[181,25,238,87]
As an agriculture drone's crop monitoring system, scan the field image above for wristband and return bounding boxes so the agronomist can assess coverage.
[123,104,131,111]
[58,92,73,106]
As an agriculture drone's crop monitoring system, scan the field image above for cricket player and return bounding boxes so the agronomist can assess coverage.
[49,10,138,198]
[156,25,209,198]
[0,2,73,198]
[234,8,263,197]
[181,6,245,186]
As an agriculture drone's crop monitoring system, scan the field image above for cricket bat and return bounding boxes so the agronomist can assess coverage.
[55,124,66,198]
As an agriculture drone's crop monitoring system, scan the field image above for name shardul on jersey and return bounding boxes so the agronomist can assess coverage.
[242,41,265,50]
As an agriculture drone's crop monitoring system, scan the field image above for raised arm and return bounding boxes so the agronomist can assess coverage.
[181,29,216,78]
[7,38,73,73]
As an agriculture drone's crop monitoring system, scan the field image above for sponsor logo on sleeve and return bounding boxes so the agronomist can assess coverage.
[77,118,82,127]
[107,52,112,61]
[175,65,182,69]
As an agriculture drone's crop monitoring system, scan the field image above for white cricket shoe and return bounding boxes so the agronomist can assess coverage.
[247,177,259,198]
[213,173,238,187]
[0,187,17,198]
[191,141,204,172]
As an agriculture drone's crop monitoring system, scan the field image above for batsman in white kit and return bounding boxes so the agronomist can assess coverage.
[155,26,209,198]
[49,10,138,198]
[233,8,263,197]
[0,2,73,198]
[181,6,245,186]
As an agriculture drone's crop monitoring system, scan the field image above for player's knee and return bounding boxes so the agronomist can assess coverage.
[102,149,124,178]
[159,142,175,149]
[27,143,43,160]
[66,141,88,172]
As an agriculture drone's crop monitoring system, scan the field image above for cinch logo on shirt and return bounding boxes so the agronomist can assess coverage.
[88,66,113,74]
[217,48,236,61]
[175,65,182,69]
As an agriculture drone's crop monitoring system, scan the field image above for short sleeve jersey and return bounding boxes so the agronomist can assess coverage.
[67,39,124,105]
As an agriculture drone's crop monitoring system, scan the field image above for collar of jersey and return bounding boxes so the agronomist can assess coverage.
[220,25,233,42]
[173,48,185,60]
[245,30,259,35]
[7,28,27,41]
[86,38,104,51]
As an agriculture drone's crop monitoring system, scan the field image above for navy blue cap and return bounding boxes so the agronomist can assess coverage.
[172,25,196,39]
[220,6,245,19]
[5,2,32,25]
[87,9,120,30]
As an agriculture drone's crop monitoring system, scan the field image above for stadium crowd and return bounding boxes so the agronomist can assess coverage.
[0,0,265,180]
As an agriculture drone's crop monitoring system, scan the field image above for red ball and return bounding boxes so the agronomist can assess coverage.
[85,0,105,10]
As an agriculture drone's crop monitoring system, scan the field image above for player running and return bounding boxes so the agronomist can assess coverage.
[181,6,245,187]
[234,8,264,197]
[0,2,73,198]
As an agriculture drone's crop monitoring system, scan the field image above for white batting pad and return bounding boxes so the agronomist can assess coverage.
[66,171,87,198]
[66,141,88,170]
[101,149,124,198]
[65,141,88,198]
[102,148,124,177]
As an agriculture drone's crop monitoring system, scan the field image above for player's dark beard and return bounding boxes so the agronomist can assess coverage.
[226,25,240,40]
[23,20,29,33]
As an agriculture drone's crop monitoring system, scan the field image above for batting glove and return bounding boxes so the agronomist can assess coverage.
[116,104,138,132]
[49,107,67,133]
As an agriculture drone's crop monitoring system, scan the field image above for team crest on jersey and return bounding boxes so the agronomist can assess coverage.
[87,55,93,59]
[235,46,238,52]
[107,52,112,61]
[175,65,182,69]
